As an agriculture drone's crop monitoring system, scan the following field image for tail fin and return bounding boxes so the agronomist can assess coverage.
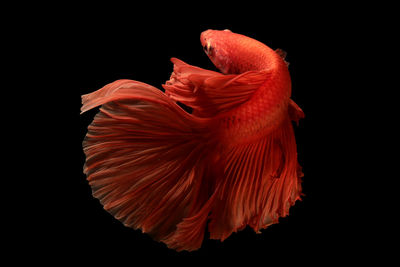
[81,80,214,251]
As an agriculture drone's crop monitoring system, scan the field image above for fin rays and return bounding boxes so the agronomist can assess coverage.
[81,59,303,251]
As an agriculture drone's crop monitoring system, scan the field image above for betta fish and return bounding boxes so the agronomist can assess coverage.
[81,29,304,251]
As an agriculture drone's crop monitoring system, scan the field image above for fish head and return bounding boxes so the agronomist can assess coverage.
[201,29,279,74]
[200,29,238,74]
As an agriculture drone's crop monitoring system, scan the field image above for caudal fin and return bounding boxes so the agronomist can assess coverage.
[81,79,215,251]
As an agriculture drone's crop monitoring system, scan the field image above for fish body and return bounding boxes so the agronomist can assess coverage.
[81,29,304,251]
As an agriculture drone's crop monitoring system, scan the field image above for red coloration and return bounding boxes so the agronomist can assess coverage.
[81,30,304,251]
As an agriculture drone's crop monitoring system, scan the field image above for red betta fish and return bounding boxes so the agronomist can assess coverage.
[81,29,304,251]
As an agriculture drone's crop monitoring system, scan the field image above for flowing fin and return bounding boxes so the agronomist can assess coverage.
[81,70,303,250]
[162,183,220,251]
[162,58,272,118]
[208,117,303,240]
[82,80,216,251]
[81,79,170,114]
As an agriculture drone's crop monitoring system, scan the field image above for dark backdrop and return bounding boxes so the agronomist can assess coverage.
[38,5,364,264]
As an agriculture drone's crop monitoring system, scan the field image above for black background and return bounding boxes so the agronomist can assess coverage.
[26,4,377,264]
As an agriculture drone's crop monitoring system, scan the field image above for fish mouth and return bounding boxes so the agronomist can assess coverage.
[203,41,212,55]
